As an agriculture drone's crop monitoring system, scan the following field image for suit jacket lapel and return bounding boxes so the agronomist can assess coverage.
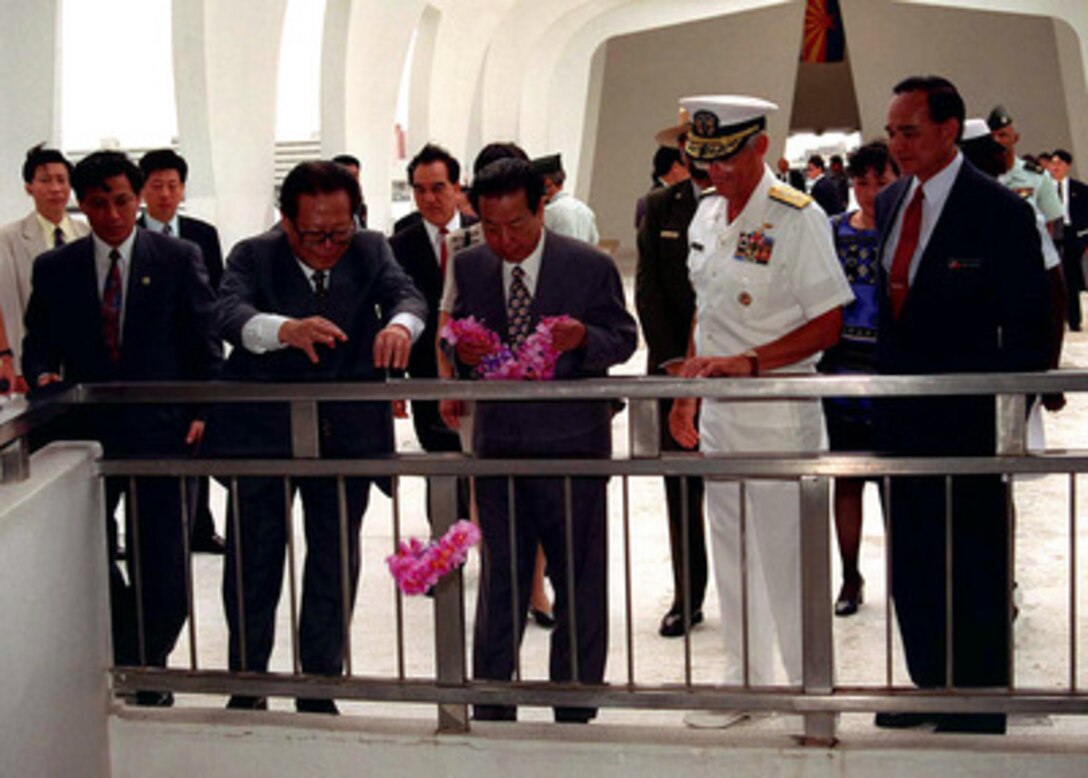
[75,238,112,367]
[21,212,48,257]
[911,165,971,294]
[121,231,155,362]
[529,233,558,322]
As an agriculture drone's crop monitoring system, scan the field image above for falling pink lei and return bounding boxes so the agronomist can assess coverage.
[386,520,482,596]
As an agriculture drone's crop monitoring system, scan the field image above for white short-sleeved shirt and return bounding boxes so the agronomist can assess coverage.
[687,165,854,374]
[543,191,600,245]
[1000,156,1064,223]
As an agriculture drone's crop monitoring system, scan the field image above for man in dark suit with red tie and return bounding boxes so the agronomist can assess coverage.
[389,145,474,470]
[138,148,227,553]
[874,76,1051,734]
[22,151,221,703]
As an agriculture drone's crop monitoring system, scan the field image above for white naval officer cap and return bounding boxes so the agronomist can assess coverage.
[679,95,778,162]
[962,117,991,142]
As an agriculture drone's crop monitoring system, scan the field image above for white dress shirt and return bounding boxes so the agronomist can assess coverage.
[881,151,964,284]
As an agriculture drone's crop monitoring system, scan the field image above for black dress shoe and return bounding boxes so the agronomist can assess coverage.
[529,607,556,629]
[935,713,1006,735]
[659,607,704,638]
[834,577,864,617]
[191,532,226,555]
[226,695,268,710]
[134,691,175,707]
[296,698,339,715]
[874,711,938,729]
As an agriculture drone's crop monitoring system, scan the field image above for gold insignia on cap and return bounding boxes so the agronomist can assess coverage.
[768,185,812,209]
[686,122,763,162]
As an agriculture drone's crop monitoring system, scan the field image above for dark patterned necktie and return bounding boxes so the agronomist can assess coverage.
[506,265,532,347]
[162,223,173,237]
[102,249,123,363]
[312,269,327,305]
[53,226,65,247]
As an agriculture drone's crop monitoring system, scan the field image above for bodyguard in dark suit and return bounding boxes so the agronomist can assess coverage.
[875,76,1050,735]
[139,148,227,554]
[635,172,708,638]
[389,145,475,473]
[138,149,224,289]
[207,161,426,714]
[21,151,221,699]
[440,159,637,723]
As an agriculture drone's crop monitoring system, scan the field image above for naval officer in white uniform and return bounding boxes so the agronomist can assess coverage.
[668,95,853,728]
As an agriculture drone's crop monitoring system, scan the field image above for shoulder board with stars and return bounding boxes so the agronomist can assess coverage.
[768,185,812,209]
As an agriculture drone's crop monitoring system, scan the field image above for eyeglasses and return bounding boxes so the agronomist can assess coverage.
[292,223,356,246]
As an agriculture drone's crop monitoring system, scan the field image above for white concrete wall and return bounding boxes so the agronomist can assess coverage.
[587,2,803,249]
[0,442,110,778]
[0,0,60,222]
[173,0,287,252]
[109,712,1088,778]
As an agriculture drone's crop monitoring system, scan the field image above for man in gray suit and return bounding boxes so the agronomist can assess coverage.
[440,159,637,723]
[0,144,89,387]
[208,161,426,714]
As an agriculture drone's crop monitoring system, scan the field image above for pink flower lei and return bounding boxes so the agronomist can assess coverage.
[386,520,482,596]
[441,315,571,380]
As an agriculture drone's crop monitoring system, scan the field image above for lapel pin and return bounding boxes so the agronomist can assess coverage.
[141,276,151,286]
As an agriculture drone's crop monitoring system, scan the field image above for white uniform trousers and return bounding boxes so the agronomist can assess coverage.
[700,397,825,687]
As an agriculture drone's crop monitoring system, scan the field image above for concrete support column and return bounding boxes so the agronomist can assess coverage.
[321,0,425,232]
[173,0,287,251]
[0,0,60,219]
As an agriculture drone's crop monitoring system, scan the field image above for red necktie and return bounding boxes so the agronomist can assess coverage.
[102,249,123,363]
[889,186,924,319]
[438,226,449,278]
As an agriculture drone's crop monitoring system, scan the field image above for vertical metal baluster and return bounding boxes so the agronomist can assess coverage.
[507,476,522,682]
[1006,473,1016,690]
[564,476,580,685]
[1071,474,1078,692]
[337,475,353,677]
[230,477,247,672]
[392,476,405,681]
[883,476,894,688]
[800,475,835,745]
[431,475,467,732]
[740,480,750,689]
[945,475,954,689]
[284,477,301,676]
[179,477,197,671]
[681,475,693,687]
[129,477,147,667]
[622,475,634,687]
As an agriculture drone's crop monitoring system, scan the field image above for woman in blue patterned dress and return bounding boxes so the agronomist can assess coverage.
[818,142,898,616]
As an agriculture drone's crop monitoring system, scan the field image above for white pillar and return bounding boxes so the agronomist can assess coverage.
[173,0,287,252]
[321,0,426,233]
[0,0,60,220]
